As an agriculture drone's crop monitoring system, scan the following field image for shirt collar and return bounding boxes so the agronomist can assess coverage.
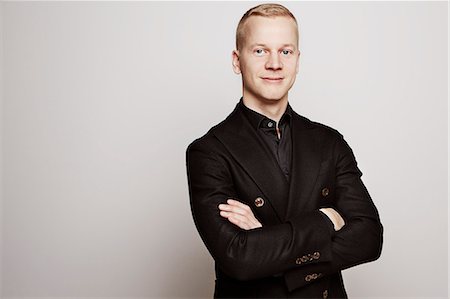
[238,97,292,131]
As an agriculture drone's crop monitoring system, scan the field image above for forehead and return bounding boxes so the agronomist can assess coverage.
[242,16,298,47]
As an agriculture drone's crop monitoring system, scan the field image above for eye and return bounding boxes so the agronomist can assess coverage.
[281,49,292,56]
[254,48,266,56]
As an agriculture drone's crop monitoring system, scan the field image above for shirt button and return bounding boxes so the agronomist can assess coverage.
[254,197,265,207]
[267,122,274,128]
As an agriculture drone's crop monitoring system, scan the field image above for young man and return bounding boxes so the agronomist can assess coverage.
[186,4,383,298]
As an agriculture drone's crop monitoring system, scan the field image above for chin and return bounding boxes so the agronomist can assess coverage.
[261,92,288,102]
[245,86,289,103]
[259,88,289,101]
[263,97,283,102]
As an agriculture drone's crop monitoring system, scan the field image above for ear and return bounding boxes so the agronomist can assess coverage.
[231,50,241,74]
[296,50,301,74]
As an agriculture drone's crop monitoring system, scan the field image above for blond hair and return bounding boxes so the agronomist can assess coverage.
[236,3,299,50]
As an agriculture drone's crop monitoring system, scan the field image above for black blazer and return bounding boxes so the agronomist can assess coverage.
[186,102,383,298]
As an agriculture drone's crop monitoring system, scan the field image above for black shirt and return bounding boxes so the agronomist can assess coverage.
[239,99,337,237]
[239,99,292,182]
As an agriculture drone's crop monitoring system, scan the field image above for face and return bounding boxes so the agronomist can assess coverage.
[232,16,300,104]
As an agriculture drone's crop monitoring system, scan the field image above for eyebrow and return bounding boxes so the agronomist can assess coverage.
[249,43,296,49]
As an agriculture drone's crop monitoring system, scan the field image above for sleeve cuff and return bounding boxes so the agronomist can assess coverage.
[283,211,334,292]
[319,210,336,237]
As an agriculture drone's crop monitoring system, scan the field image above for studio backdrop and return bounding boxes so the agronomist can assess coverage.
[0,1,448,298]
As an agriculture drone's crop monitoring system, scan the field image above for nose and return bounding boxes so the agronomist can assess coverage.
[265,52,283,70]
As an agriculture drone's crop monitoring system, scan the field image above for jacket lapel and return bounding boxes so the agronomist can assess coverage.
[213,105,289,222]
[285,112,323,220]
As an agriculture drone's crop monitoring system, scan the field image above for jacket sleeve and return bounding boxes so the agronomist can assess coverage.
[283,134,383,291]
[186,139,334,281]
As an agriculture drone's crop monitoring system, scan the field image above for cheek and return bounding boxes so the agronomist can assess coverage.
[241,68,260,84]
[241,60,265,74]
[284,59,298,72]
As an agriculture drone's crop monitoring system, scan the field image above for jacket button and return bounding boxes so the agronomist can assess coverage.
[323,289,328,299]
[254,197,264,207]
[321,187,330,197]
[295,257,302,265]
[313,251,321,259]
[305,273,322,281]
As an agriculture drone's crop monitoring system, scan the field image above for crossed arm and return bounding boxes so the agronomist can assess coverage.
[187,134,383,289]
[219,199,345,231]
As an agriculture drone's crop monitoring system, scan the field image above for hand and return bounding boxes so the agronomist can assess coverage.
[320,207,345,231]
[219,199,262,230]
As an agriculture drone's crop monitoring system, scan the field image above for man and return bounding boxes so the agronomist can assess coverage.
[186,3,383,298]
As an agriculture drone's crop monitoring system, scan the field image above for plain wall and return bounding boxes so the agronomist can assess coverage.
[1,2,448,298]
[0,2,3,296]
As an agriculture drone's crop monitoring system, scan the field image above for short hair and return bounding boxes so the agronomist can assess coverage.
[235,3,299,50]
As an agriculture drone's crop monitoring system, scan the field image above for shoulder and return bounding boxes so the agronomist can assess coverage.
[291,113,358,168]
[186,104,242,154]
[186,123,223,154]
[186,117,233,156]
[293,110,344,140]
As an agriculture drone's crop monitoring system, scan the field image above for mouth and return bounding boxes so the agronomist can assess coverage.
[261,77,284,83]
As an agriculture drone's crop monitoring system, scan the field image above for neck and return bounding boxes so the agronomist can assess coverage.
[242,95,288,123]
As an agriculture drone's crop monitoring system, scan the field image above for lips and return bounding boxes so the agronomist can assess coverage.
[262,77,284,82]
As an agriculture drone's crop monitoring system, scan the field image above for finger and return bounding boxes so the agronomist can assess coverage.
[220,210,237,218]
[227,199,252,211]
[221,204,262,227]
[221,211,250,223]
[218,204,229,210]
[227,200,255,217]
[221,211,261,229]
[218,204,236,211]
[220,210,251,225]
[220,201,262,228]
[219,204,250,217]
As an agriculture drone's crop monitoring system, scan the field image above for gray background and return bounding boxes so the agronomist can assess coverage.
[0,1,448,298]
